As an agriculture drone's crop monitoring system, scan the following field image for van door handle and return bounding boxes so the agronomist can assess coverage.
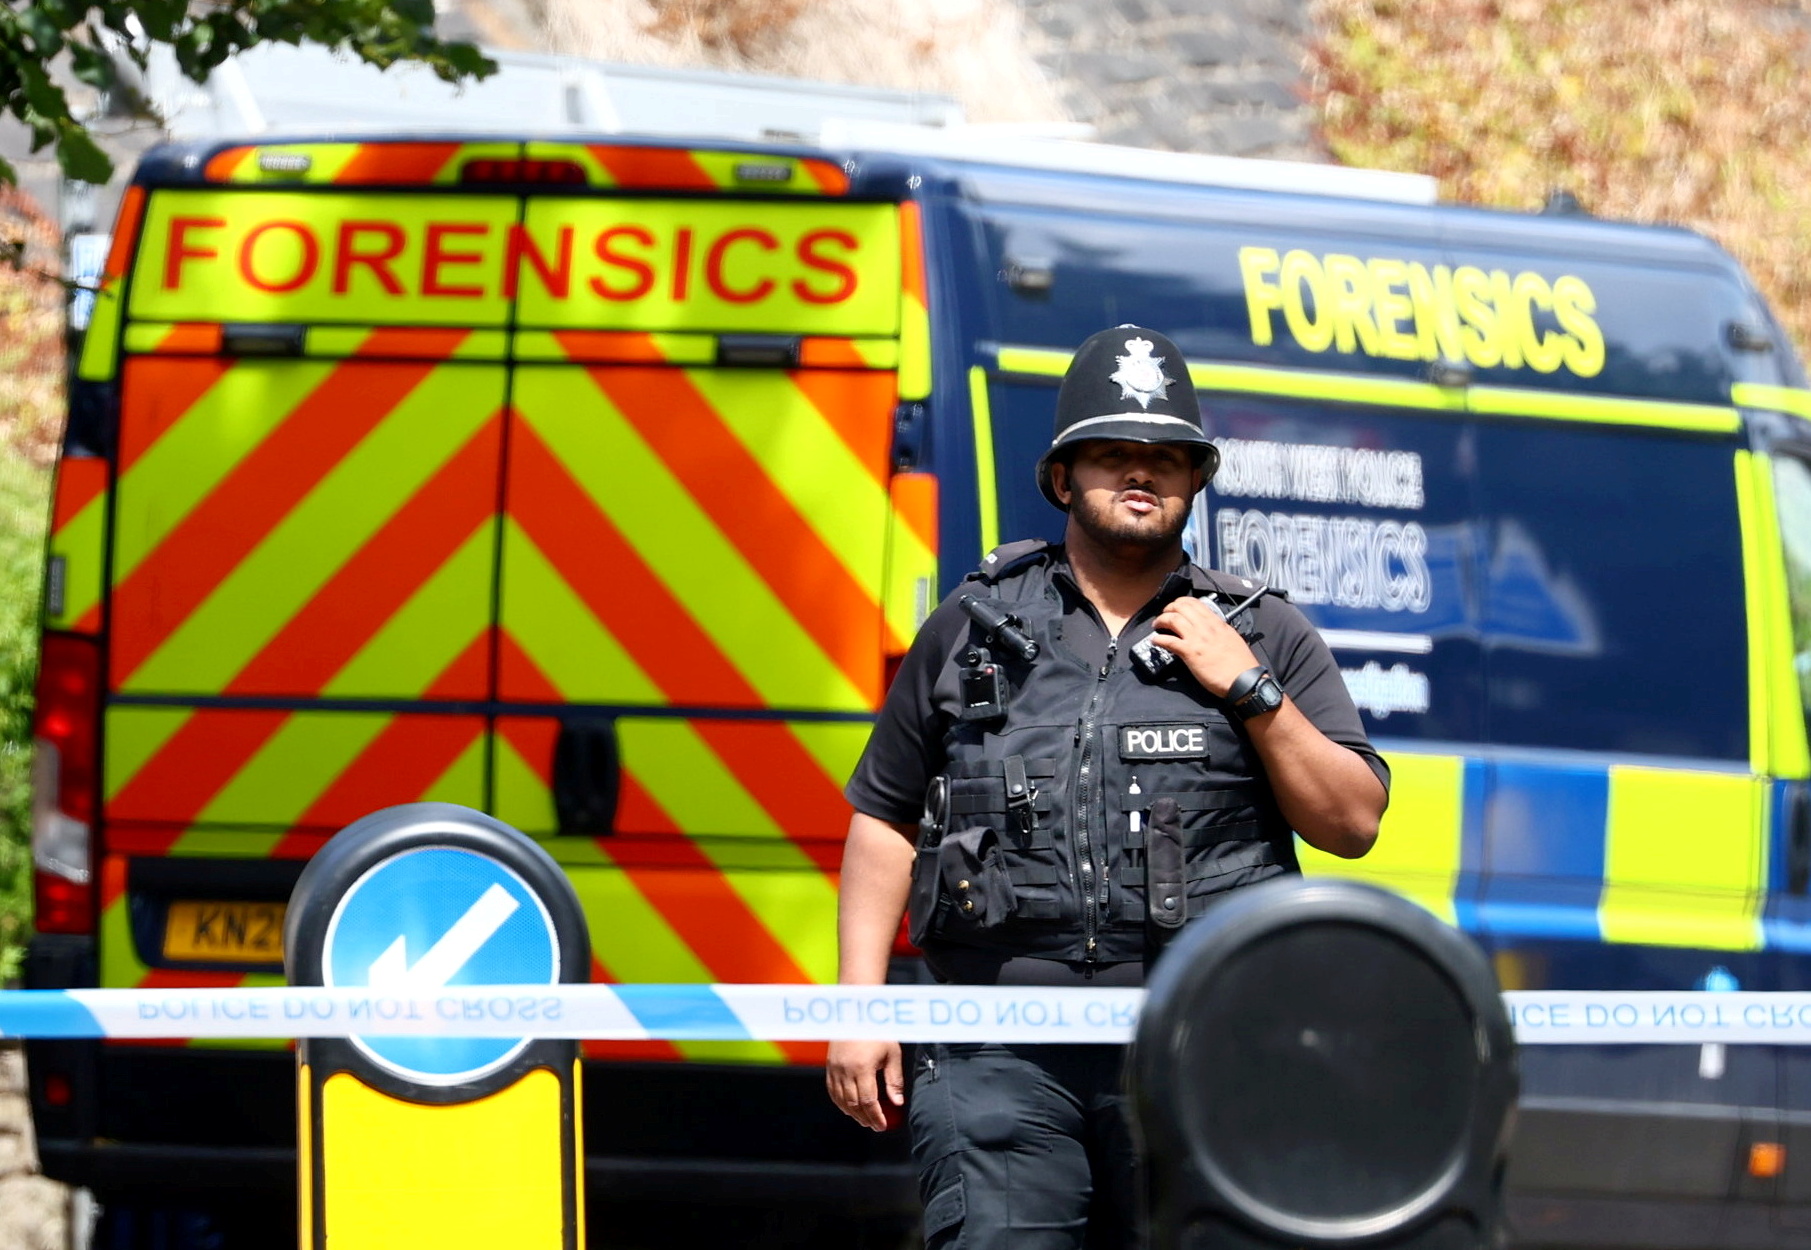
[552,718,619,836]
[1787,784,1811,895]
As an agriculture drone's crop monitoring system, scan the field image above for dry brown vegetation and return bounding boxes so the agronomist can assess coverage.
[639,0,814,58]
[0,188,64,469]
[537,0,1069,125]
[1311,0,1811,356]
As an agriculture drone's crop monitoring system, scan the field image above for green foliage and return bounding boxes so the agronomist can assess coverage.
[0,1,498,185]
[0,457,47,985]
[0,183,58,985]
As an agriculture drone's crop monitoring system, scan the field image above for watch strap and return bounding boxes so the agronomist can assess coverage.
[1231,672,1284,722]
[1224,666,1269,705]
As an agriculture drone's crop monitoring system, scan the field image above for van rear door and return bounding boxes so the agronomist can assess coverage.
[488,190,925,1051]
[89,144,936,1046]
[100,184,519,989]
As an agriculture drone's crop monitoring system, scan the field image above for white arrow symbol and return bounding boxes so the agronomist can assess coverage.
[366,883,521,989]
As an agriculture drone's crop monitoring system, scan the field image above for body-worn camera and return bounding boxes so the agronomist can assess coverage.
[959,654,1010,722]
[955,596,1040,721]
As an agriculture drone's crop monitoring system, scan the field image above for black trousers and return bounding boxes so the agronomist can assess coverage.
[907,1042,1141,1250]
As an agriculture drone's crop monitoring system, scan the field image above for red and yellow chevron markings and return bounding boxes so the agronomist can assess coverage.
[203,141,849,195]
[101,352,503,850]
[122,323,507,361]
[121,322,222,355]
[502,362,903,712]
[514,329,716,366]
[897,199,932,402]
[799,337,900,369]
[46,456,109,634]
[203,141,520,186]
[525,142,848,196]
[495,712,853,1065]
[509,329,899,370]
[110,356,500,693]
[76,185,145,384]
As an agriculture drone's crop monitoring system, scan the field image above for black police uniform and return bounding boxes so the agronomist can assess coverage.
[841,326,1389,1249]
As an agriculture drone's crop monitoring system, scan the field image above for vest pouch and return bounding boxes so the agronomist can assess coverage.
[908,777,951,947]
[1146,796,1186,933]
[937,825,1017,929]
[1116,788,1286,922]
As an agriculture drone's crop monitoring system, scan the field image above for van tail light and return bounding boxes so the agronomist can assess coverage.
[32,633,101,934]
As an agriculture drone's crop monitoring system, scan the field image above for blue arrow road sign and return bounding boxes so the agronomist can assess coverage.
[322,846,561,1085]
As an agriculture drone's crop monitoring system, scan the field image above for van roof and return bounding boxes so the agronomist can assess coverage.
[133,41,964,140]
[124,40,1434,207]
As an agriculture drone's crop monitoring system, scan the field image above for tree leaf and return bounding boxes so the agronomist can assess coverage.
[21,10,64,58]
[15,61,70,122]
[55,122,113,185]
[0,0,491,188]
[66,40,115,91]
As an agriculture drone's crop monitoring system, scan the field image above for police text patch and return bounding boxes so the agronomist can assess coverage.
[1119,723,1209,760]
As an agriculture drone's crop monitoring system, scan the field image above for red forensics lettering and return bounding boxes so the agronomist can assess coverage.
[505,223,573,299]
[794,230,859,304]
[333,221,406,295]
[238,220,320,294]
[590,226,655,301]
[705,228,778,304]
[671,227,694,301]
[164,216,226,289]
[422,222,490,298]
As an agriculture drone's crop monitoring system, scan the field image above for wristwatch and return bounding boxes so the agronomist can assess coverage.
[1226,666,1285,722]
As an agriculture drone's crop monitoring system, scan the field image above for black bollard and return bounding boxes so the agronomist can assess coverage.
[1130,877,1517,1250]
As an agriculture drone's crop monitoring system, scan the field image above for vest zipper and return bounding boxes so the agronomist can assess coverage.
[1073,638,1116,963]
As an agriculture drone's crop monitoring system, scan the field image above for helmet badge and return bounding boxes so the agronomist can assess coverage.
[1109,337,1171,410]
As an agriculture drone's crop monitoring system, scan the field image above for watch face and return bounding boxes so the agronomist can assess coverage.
[1238,675,1285,720]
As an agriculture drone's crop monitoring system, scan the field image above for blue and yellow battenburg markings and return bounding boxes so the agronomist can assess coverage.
[1297,748,1768,953]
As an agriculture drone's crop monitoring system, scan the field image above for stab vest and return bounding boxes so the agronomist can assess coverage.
[910,542,1298,965]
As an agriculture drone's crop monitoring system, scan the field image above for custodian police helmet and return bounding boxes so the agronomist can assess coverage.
[1036,324,1220,510]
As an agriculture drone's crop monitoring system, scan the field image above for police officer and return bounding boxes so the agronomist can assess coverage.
[827,325,1389,1248]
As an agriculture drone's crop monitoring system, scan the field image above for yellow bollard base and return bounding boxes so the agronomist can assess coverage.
[300,1061,581,1250]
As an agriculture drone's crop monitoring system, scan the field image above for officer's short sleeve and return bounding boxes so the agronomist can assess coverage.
[1261,599,1391,793]
[843,601,967,825]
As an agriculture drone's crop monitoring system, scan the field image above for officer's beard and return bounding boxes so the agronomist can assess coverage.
[1068,488,1191,554]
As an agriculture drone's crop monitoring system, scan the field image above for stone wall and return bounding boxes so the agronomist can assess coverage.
[0,1045,65,1250]
[459,0,1326,160]
[1017,0,1323,158]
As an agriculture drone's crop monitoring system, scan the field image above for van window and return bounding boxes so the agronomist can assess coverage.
[987,378,1068,550]
[1771,451,1811,719]
[1197,394,1481,745]
[984,378,1482,744]
[1473,424,1746,760]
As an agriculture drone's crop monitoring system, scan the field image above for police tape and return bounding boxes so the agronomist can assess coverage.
[7,985,1811,1046]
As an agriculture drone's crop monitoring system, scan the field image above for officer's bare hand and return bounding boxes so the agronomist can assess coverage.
[1150,597,1261,698]
[826,1039,904,1132]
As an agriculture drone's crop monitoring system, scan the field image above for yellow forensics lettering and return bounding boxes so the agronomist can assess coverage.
[1238,244,1605,379]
